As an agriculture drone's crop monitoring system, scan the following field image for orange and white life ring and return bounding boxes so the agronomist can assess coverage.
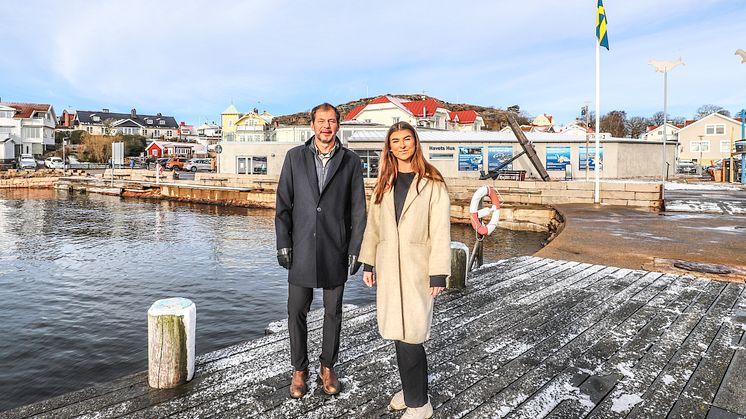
[470,185,501,236]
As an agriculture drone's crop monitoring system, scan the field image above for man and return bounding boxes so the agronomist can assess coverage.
[275,103,366,398]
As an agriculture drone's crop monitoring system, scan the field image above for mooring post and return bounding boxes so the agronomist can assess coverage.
[147,297,196,388]
[449,241,469,289]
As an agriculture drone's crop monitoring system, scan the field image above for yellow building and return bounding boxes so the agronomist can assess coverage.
[221,104,273,142]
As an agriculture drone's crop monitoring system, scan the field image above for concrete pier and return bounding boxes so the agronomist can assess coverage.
[4,256,746,418]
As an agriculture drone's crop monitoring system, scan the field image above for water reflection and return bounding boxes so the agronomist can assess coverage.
[0,189,547,411]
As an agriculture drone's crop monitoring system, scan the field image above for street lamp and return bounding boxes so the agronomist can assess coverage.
[649,58,684,195]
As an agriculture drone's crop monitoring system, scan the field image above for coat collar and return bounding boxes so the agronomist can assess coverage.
[383,174,429,221]
[302,136,344,201]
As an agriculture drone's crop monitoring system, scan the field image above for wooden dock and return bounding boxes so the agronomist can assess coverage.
[4,256,746,418]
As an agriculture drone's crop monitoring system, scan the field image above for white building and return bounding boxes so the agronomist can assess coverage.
[344,96,484,131]
[0,102,57,156]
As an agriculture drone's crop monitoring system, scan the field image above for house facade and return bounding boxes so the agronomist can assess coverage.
[676,113,743,164]
[641,122,684,142]
[221,104,274,142]
[0,102,57,156]
[344,96,483,131]
[145,141,207,158]
[74,108,179,139]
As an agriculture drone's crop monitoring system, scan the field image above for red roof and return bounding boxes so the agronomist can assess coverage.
[403,99,443,117]
[448,110,479,124]
[369,96,391,104]
[2,102,51,118]
[344,105,365,121]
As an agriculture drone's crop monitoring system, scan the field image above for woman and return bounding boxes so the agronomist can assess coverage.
[359,121,451,419]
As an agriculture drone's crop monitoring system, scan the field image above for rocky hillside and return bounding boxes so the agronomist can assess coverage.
[272,94,531,131]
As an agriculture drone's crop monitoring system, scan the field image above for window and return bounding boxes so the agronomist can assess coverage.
[166,131,172,137]
[142,129,147,135]
[159,120,166,126]
[705,124,725,135]
[155,130,160,137]
[429,153,454,160]
[353,150,381,178]
[690,141,710,152]
[0,111,14,118]
[21,127,41,138]
[236,155,268,175]
[392,117,400,124]
[92,116,101,122]
[87,126,93,133]
[721,140,732,153]
[657,130,662,135]
[147,119,153,125]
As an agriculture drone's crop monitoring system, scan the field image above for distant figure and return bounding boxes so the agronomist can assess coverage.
[359,121,451,419]
[274,102,367,399]
[130,159,135,170]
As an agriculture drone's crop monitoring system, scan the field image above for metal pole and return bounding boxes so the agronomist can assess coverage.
[62,137,67,177]
[662,70,668,198]
[594,40,601,203]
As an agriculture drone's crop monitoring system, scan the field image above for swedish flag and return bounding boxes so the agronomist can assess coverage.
[596,0,609,50]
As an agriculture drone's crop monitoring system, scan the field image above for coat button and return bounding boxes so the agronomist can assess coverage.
[316,207,321,212]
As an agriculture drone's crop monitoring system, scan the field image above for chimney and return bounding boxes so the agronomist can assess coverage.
[131,108,136,118]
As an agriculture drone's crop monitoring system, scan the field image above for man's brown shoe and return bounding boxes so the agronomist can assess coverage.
[317,365,342,395]
[289,369,308,399]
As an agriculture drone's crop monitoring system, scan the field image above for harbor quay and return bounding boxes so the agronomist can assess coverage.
[4,256,746,418]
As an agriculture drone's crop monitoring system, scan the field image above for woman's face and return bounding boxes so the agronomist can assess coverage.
[389,129,416,163]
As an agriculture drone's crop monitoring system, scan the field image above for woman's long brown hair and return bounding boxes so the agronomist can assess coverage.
[373,121,445,204]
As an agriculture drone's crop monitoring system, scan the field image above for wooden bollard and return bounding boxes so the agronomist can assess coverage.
[148,297,196,388]
[448,241,469,289]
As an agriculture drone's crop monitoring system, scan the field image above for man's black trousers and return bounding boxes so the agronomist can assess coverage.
[287,283,344,371]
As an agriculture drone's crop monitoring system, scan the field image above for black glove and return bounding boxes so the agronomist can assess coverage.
[348,255,361,275]
[277,248,292,270]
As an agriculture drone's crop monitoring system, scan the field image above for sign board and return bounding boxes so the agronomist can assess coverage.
[488,146,513,171]
[545,146,571,171]
[112,142,125,165]
[215,145,223,154]
[458,146,483,171]
[579,146,604,170]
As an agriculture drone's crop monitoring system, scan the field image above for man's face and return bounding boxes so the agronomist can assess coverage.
[311,108,339,144]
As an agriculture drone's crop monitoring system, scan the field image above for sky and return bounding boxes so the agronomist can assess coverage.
[1,0,744,127]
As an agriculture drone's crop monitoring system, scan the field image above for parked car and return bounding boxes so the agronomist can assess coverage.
[44,156,64,169]
[183,158,214,172]
[166,157,188,171]
[155,157,170,168]
[19,154,37,170]
[676,160,697,175]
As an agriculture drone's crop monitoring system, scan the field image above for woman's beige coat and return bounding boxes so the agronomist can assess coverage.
[359,177,451,344]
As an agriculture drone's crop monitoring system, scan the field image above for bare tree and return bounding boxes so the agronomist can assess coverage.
[600,110,627,137]
[625,116,651,139]
[695,104,730,119]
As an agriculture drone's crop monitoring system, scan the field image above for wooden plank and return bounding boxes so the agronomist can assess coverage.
[711,302,746,417]
[457,272,685,418]
[522,275,711,418]
[585,279,735,418]
[435,270,668,418]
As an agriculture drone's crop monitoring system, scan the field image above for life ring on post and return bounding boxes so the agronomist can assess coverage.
[469,185,501,236]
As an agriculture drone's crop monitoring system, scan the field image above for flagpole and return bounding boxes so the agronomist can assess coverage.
[594,38,601,203]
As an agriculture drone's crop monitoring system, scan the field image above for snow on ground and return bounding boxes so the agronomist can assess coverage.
[665,182,742,191]
[610,393,644,413]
